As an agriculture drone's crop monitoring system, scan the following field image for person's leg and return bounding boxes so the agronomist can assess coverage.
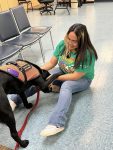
[40,78,91,136]
[8,67,63,111]
[8,86,37,111]
[7,68,61,111]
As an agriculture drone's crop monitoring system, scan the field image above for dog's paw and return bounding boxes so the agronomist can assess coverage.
[26,103,33,109]
[20,140,29,148]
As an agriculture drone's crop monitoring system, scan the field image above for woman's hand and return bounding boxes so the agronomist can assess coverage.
[41,56,58,71]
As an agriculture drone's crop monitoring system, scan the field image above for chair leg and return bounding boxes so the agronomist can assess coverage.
[27,3,29,13]
[40,3,53,15]
[66,3,70,15]
[38,39,45,63]
[18,51,24,60]
[26,2,33,12]
[54,2,70,15]
[30,2,33,11]
[0,60,4,65]
[78,0,82,7]
[54,5,57,15]
[49,31,54,50]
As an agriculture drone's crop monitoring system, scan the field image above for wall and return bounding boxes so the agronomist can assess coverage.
[0,0,40,12]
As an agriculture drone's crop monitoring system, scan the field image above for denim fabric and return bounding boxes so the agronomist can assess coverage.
[7,68,63,105]
[7,86,37,105]
[7,67,91,127]
[48,68,92,127]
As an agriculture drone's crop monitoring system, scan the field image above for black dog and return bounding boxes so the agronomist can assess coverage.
[0,59,62,148]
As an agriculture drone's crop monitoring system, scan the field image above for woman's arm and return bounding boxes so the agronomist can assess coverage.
[41,56,58,71]
[57,71,85,81]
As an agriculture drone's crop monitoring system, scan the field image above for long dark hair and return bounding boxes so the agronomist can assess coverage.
[66,23,98,68]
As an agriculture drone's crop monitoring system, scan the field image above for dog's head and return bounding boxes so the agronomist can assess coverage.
[41,69,51,80]
[37,71,63,93]
[1,59,63,93]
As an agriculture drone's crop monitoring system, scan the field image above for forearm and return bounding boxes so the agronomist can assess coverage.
[41,56,58,71]
[41,62,55,71]
[57,72,85,81]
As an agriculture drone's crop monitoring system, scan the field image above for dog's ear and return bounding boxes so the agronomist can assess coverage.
[42,69,51,79]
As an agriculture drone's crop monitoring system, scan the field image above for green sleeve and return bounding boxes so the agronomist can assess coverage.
[53,40,65,59]
[75,53,96,74]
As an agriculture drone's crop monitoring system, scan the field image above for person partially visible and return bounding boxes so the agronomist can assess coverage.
[8,23,98,137]
[8,86,37,111]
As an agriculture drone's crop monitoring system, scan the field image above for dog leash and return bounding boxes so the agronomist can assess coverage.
[14,89,40,150]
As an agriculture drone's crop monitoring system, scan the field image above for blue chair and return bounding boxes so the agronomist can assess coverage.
[10,5,54,50]
[38,0,54,15]
[0,44,22,64]
[18,0,33,12]
[0,10,45,62]
[54,0,70,15]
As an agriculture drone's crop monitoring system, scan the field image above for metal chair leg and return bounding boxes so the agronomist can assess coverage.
[38,39,45,63]
[27,3,29,13]
[18,51,24,60]
[30,2,33,11]
[49,30,54,50]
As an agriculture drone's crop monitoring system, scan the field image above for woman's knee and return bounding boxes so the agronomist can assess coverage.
[7,94,22,105]
[61,81,72,91]
[60,79,91,93]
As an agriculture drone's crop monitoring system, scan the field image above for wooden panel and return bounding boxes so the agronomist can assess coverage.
[0,3,2,12]
[71,0,78,8]
[0,0,41,12]
[31,0,40,6]
[7,0,18,8]
[83,0,94,2]
[31,0,42,9]
[0,0,9,11]
[86,0,94,1]
[22,0,42,10]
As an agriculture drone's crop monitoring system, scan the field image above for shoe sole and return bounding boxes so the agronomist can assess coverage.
[40,128,64,137]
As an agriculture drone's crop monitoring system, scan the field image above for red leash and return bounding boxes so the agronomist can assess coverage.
[14,90,40,150]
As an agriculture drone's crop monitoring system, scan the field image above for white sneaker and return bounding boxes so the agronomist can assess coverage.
[9,99,17,111]
[40,125,64,137]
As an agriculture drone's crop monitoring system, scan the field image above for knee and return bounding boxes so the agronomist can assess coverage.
[60,81,72,91]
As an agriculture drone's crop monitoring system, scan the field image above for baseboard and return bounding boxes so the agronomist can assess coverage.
[83,0,94,3]
[95,0,113,2]
[83,1,94,3]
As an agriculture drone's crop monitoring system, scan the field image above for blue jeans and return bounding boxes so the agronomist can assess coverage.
[7,67,92,127]
[48,68,92,127]
[7,86,37,105]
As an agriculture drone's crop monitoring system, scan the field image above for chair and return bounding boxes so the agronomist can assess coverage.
[0,11,45,62]
[18,0,33,12]
[10,5,54,62]
[78,0,82,7]
[38,0,54,15]
[0,44,22,64]
[54,0,70,15]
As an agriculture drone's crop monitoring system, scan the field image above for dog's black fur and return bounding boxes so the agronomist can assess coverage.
[0,60,62,148]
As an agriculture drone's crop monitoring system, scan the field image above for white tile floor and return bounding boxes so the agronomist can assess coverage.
[0,2,113,150]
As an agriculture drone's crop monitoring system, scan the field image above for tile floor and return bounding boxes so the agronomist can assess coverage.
[0,2,113,150]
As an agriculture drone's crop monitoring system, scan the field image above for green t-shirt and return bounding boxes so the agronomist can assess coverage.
[53,40,96,80]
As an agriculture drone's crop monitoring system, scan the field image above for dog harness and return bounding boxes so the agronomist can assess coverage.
[0,60,40,83]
